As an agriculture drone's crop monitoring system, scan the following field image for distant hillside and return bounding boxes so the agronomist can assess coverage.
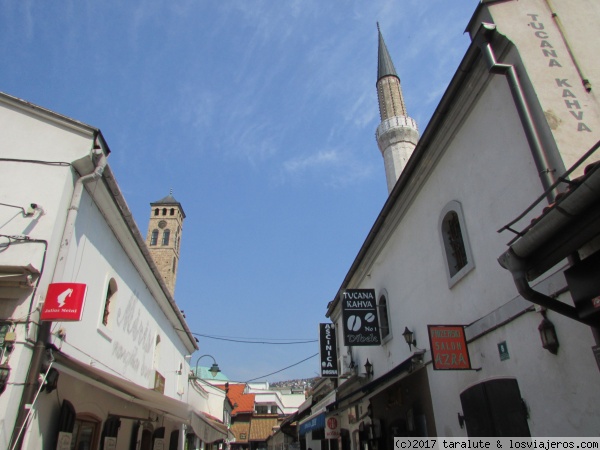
[270,377,317,390]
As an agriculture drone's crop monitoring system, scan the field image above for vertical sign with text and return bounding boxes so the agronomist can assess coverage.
[342,289,380,346]
[319,323,339,377]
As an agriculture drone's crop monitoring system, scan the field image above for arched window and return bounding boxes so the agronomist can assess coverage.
[102,278,118,327]
[162,229,170,246]
[378,294,391,340]
[172,257,177,273]
[439,201,474,287]
[170,208,175,216]
[154,208,159,216]
[150,229,159,246]
[162,208,167,216]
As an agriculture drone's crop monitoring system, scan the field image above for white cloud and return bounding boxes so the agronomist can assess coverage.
[283,149,341,174]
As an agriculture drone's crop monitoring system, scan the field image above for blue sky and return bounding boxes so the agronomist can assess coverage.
[1,0,477,382]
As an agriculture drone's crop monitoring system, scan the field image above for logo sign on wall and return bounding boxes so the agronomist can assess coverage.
[341,289,380,346]
[427,325,471,370]
[325,416,340,439]
[41,283,88,321]
[319,323,338,377]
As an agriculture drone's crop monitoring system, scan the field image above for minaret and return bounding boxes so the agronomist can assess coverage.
[375,24,419,193]
[146,191,186,296]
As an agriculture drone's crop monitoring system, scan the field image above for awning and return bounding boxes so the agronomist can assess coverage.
[53,352,228,442]
[298,411,326,435]
[191,413,230,443]
[327,355,414,414]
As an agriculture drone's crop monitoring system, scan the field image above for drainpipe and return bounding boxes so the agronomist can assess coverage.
[9,138,107,450]
[475,23,559,201]
[498,249,597,327]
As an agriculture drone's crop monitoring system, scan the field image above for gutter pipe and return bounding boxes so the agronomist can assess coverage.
[10,137,107,450]
[498,249,596,327]
[475,25,600,328]
[475,23,559,200]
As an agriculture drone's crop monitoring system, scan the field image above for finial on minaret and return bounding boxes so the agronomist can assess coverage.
[170,188,173,195]
[375,25,420,194]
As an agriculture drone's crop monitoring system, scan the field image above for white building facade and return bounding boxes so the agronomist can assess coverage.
[0,92,226,449]
[324,0,600,447]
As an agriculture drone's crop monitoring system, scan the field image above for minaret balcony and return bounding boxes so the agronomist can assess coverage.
[376,116,419,142]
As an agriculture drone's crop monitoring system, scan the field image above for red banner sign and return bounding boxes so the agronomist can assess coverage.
[428,325,471,370]
[41,283,87,321]
[325,416,340,439]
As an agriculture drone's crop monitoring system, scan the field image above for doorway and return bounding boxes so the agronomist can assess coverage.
[459,378,530,437]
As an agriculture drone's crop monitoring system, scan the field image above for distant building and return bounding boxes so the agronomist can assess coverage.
[222,382,305,450]
[146,192,186,296]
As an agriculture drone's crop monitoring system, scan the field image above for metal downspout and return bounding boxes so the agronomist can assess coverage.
[476,23,559,201]
[10,140,107,450]
[498,250,597,327]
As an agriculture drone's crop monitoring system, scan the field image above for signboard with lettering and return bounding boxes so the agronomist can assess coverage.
[427,325,471,370]
[325,416,340,439]
[41,283,87,321]
[319,323,339,377]
[341,289,380,346]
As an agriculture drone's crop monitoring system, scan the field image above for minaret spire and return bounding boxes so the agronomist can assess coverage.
[375,25,419,193]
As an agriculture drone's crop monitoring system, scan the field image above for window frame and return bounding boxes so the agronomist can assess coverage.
[102,278,118,327]
[377,291,392,343]
[150,229,159,246]
[439,200,475,288]
[162,229,170,246]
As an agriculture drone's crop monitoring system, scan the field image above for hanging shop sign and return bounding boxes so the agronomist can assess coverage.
[41,283,88,322]
[427,325,471,370]
[325,415,340,439]
[341,289,380,346]
[319,323,339,377]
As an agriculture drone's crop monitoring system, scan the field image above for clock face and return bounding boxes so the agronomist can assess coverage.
[158,220,167,229]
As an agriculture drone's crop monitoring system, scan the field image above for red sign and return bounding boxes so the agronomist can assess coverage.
[428,325,471,370]
[41,283,87,321]
[325,416,340,439]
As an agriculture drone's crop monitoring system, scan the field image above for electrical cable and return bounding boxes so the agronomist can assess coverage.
[242,353,319,383]
[189,332,317,345]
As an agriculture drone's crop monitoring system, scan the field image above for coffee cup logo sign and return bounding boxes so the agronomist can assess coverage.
[319,323,339,377]
[341,289,381,346]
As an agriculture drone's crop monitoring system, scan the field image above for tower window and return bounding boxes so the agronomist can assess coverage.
[150,229,158,246]
[162,208,167,216]
[172,257,177,273]
[154,208,159,216]
[170,208,175,216]
[439,201,474,287]
[162,229,170,246]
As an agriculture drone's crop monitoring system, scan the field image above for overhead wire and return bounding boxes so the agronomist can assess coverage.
[242,353,319,383]
[177,330,317,345]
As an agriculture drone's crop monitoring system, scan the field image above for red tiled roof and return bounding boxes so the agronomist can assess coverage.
[225,384,255,415]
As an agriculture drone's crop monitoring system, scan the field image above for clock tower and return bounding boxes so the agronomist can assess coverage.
[146,191,186,296]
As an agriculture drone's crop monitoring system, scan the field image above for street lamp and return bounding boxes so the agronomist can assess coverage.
[193,355,221,378]
[402,327,417,351]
